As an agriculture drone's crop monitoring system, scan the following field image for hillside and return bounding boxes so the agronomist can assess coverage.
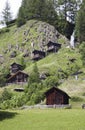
[0,20,82,73]
[0,19,85,108]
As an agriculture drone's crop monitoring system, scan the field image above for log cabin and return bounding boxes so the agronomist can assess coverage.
[45,87,70,105]
[7,71,28,85]
[10,62,23,73]
[32,50,45,61]
[47,41,61,53]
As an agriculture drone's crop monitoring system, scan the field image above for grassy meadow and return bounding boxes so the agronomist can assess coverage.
[0,109,85,130]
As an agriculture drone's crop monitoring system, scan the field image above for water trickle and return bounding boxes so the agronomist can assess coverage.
[70,31,75,48]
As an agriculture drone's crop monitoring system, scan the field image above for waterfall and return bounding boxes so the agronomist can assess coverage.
[70,31,75,48]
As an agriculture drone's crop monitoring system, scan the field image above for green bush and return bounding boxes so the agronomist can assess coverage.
[82,92,85,96]
[71,96,83,102]
[79,42,85,65]
[0,100,10,110]
[43,76,59,88]
[10,94,26,108]
[0,28,10,34]
[0,75,6,87]
[1,88,12,101]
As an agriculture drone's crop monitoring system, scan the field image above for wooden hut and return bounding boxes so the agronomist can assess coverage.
[45,87,70,105]
[7,71,28,85]
[32,50,45,61]
[47,41,61,53]
[10,62,23,73]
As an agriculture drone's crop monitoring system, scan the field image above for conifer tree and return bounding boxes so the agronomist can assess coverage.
[17,0,58,27]
[76,0,85,43]
[28,63,40,84]
[2,0,12,27]
[55,0,81,22]
[17,6,26,27]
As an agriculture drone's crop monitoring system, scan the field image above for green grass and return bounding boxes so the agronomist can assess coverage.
[0,19,85,108]
[0,109,85,130]
[0,19,82,75]
[25,47,82,74]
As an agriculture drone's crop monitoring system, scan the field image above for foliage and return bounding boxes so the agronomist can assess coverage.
[75,0,85,43]
[16,0,82,39]
[30,90,45,105]
[2,1,12,27]
[43,76,59,88]
[0,74,6,87]
[0,28,10,34]
[28,63,40,84]
[17,0,58,28]
[0,65,10,87]
[0,4,84,108]
[26,83,43,105]
[25,63,43,105]
[17,6,26,27]
[58,70,68,79]
[66,63,80,76]
[0,100,10,109]
[56,0,81,22]
[54,0,82,38]
[20,57,26,69]
[0,91,27,109]
[1,88,12,101]
[9,94,27,108]
[79,42,85,65]
[71,96,83,102]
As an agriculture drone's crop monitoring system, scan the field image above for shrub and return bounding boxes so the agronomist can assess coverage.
[0,28,10,34]
[1,88,12,101]
[79,42,85,65]
[0,100,10,110]
[82,92,85,96]
[43,76,59,88]
[0,74,6,87]
[71,96,83,102]
[30,91,45,104]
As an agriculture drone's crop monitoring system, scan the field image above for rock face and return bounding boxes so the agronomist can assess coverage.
[3,20,69,55]
[37,22,59,44]
[20,20,60,50]
[0,20,69,68]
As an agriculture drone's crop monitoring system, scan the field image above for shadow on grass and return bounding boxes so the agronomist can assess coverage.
[0,110,18,121]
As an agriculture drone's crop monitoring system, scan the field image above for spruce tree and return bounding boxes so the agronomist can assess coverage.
[79,42,85,65]
[76,0,85,43]
[17,0,58,27]
[29,63,40,84]
[56,0,81,23]
[2,0,12,27]
[17,7,26,27]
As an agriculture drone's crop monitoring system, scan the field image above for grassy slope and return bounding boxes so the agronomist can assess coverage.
[0,19,85,105]
[0,20,82,73]
[0,109,85,130]
[25,47,82,74]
